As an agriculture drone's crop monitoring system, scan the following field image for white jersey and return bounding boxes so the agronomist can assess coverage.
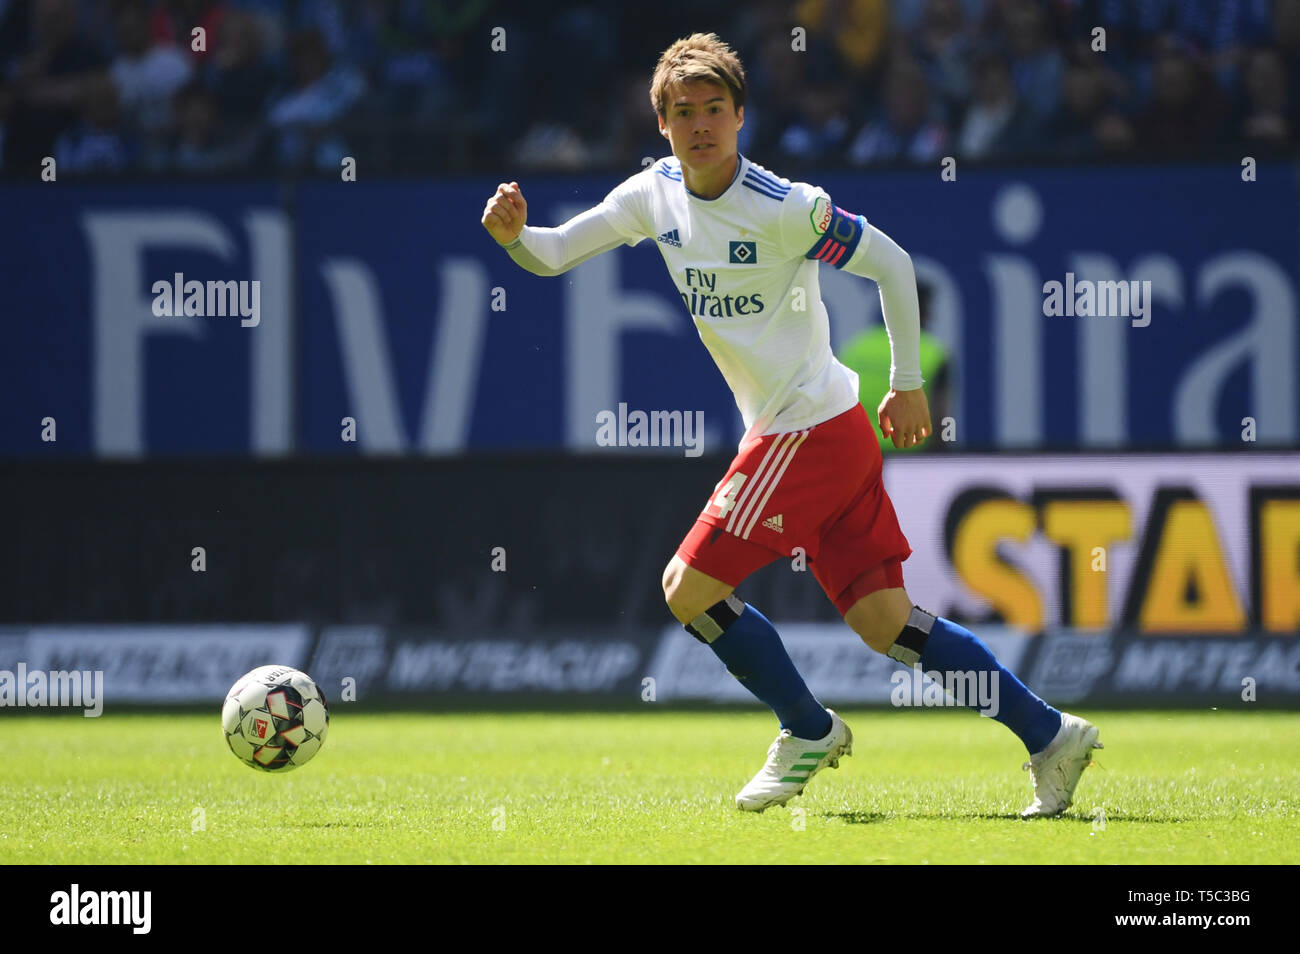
[505,153,923,446]
[596,154,865,442]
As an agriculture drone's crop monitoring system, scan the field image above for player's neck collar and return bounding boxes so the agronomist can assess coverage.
[684,153,745,202]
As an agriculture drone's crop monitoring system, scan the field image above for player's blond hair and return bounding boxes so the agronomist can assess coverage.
[650,33,747,117]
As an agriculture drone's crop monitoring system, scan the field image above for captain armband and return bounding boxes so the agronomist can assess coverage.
[805,206,867,268]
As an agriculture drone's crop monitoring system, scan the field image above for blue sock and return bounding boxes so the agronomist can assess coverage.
[907,611,1061,755]
[689,599,832,740]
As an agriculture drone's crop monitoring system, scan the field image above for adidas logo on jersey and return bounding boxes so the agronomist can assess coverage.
[657,228,682,248]
[762,514,784,533]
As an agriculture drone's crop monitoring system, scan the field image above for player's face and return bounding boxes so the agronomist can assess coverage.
[658,81,744,174]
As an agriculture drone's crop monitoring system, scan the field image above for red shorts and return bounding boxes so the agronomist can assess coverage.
[675,403,912,615]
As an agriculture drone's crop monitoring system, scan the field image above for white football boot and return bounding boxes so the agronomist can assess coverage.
[1020,712,1103,818]
[736,709,852,812]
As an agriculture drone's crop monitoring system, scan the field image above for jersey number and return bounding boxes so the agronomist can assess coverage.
[710,473,748,517]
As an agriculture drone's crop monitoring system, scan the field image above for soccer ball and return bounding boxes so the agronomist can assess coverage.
[222,665,329,772]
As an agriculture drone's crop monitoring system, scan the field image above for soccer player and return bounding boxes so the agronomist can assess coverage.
[481,33,1101,817]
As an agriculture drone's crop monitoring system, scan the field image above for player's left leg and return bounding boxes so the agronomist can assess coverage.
[811,405,1102,816]
[842,582,1063,755]
[841,584,1103,817]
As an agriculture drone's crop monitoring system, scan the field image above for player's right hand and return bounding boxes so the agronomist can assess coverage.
[482,181,527,245]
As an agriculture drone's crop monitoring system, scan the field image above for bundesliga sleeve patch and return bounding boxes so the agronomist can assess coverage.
[806,206,865,268]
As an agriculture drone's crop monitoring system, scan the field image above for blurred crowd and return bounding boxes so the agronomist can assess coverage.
[1,0,1297,177]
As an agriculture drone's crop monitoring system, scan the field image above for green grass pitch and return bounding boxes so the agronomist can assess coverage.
[1,709,1296,864]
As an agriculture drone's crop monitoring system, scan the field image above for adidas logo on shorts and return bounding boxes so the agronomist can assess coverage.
[762,514,784,533]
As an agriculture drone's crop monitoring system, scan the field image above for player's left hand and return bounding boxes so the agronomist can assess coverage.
[877,388,932,449]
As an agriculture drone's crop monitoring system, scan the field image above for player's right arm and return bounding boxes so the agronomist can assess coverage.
[480,180,639,277]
